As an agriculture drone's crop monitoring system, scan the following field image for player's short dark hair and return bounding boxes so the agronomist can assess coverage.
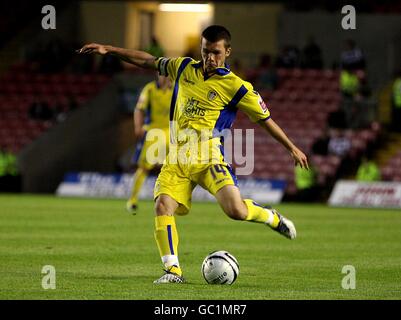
[201,25,231,48]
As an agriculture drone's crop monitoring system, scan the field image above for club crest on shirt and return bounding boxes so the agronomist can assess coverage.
[255,91,268,112]
[208,90,218,101]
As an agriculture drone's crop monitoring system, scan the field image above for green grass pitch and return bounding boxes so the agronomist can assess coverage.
[0,194,400,300]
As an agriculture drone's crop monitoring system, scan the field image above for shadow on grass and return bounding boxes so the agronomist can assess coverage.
[83,275,154,282]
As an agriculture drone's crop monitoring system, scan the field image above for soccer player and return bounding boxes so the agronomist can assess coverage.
[126,75,172,214]
[78,25,309,284]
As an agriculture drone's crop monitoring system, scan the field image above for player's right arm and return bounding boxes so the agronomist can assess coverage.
[134,109,146,139]
[236,81,309,169]
[77,43,157,70]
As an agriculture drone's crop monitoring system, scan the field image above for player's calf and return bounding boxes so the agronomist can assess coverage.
[243,199,296,239]
[225,204,248,220]
[217,193,248,220]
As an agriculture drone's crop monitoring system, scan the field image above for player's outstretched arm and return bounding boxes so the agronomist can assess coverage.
[259,118,309,169]
[77,43,157,70]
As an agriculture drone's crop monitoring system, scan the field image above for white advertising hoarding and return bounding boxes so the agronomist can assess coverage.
[56,172,286,204]
[329,180,401,208]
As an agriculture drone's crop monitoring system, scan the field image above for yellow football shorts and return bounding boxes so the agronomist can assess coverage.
[134,128,169,170]
[154,139,238,215]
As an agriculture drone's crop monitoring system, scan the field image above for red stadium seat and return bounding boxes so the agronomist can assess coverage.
[291,68,303,79]
[277,68,291,80]
[32,83,52,95]
[303,69,320,79]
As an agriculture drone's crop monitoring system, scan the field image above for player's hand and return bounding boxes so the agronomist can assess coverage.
[135,127,146,140]
[76,43,108,55]
[291,147,309,169]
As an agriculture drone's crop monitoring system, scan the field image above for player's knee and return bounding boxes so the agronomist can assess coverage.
[154,198,174,216]
[155,201,167,216]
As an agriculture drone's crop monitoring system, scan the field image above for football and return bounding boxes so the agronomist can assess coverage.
[201,250,240,284]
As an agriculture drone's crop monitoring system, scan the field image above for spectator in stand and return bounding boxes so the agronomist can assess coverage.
[53,102,69,123]
[257,54,278,90]
[312,128,330,156]
[340,66,360,99]
[0,145,20,192]
[28,100,53,121]
[294,158,319,202]
[0,145,7,184]
[301,36,323,69]
[327,109,347,129]
[146,36,165,58]
[328,129,353,178]
[354,70,376,128]
[356,153,381,182]
[328,129,351,158]
[339,65,359,128]
[275,45,300,69]
[340,67,375,129]
[340,39,366,71]
[391,69,401,132]
[53,94,79,122]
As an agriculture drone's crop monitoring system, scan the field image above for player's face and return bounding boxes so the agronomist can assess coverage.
[201,38,231,73]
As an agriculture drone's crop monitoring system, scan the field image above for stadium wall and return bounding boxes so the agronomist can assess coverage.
[214,2,283,67]
[17,72,155,193]
[18,80,123,193]
[79,1,126,47]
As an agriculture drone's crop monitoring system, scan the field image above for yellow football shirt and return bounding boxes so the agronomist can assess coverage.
[155,57,271,145]
[136,80,172,130]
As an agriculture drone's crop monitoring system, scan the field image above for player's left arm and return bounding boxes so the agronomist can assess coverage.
[77,43,157,69]
[259,118,309,169]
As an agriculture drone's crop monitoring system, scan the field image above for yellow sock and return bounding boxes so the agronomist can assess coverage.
[244,199,280,228]
[154,215,182,276]
[129,168,148,203]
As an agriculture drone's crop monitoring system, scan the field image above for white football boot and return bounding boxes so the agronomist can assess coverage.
[270,209,297,240]
[153,266,185,284]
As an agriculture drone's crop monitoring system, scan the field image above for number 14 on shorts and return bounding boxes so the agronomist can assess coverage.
[209,164,228,180]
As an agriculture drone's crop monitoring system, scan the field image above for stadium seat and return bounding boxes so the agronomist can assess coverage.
[0,62,112,153]
[277,68,291,80]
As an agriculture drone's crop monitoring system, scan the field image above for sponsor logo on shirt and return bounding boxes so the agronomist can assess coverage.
[183,98,206,117]
[183,78,195,85]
